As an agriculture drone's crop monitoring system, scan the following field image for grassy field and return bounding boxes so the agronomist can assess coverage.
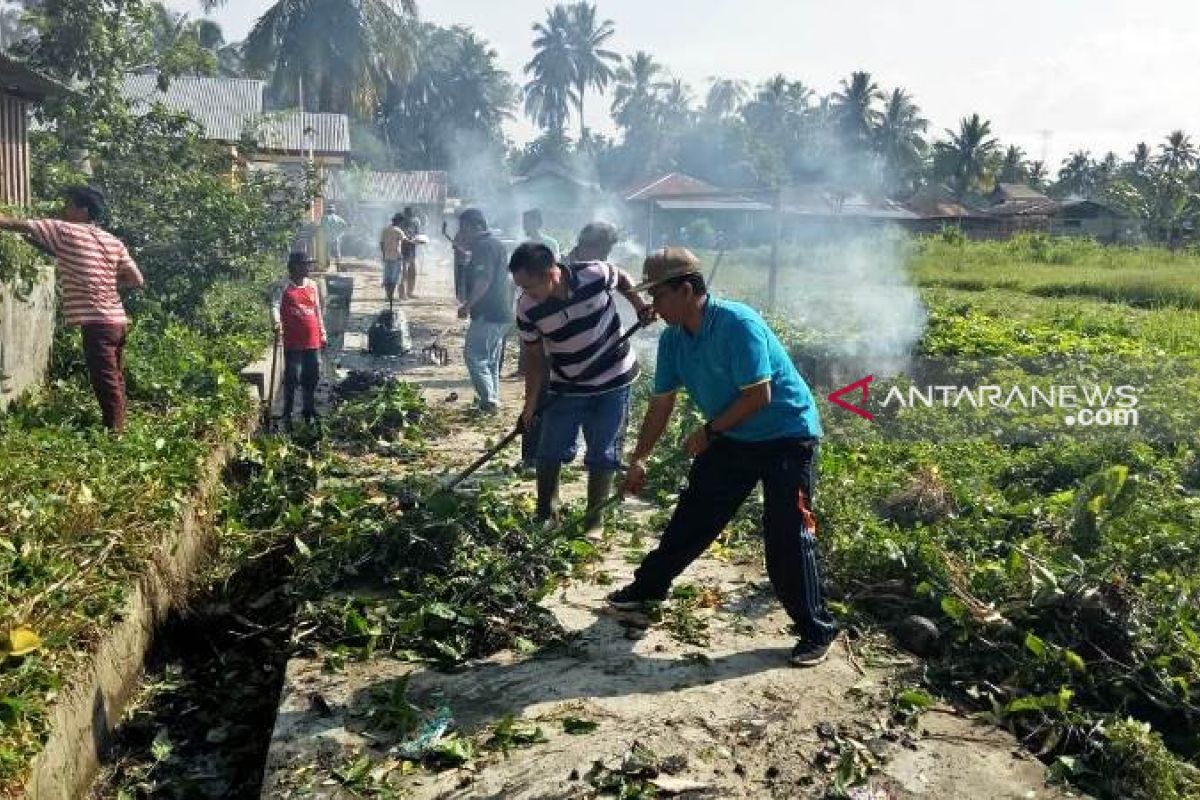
[687,234,1200,798]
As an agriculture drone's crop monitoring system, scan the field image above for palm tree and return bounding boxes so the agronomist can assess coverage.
[932,114,999,198]
[996,145,1027,184]
[875,88,927,191]
[523,5,575,139]
[660,78,693,120]
[565,1,618,140]
[1056,150,1096,198]
[831,71,883,149]
[1158,130,1196,173]
[1129,142,1152,176]
[610,51,667,131]
[242,0,418,115]
[704,77,748,118]
[741,75,814,184]
[1027,160,1048,190]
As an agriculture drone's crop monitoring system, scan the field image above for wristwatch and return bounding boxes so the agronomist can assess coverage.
[703,421,721,441]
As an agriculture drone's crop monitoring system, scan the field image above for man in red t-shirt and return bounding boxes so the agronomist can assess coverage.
[0,186,143,431]
[270,252,327,427]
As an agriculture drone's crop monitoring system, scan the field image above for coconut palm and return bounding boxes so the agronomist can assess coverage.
[997,145,1027,184]
[932,114,999,198]
[1056,150,1096,198]
[242,0,418,115]
[831,70,883,149]
[1158,130,1196,173]
[565,1,618,139]
[659,78,693,121]
[1027,160,1048,190]
[1130,142,1152,175]
[610,51,667,131]
[875,88,927,191]
[704,77,748,118]
[523,5,575,139]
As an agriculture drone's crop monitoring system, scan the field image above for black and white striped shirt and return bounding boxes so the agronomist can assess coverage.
[516,261,639,395]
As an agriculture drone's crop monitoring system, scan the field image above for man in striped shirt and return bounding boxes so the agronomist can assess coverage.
[511,224,655,529]
[0,186,143,432]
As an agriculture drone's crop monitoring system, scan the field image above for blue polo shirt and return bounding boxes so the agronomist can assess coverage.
[653,296,822,442]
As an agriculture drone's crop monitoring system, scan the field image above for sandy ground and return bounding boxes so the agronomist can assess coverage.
[259,252,1077,799]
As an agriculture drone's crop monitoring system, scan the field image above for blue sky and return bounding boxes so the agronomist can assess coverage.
[167,0,1200,169]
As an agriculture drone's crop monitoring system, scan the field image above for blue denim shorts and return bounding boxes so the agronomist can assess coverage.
[537,384,631,470]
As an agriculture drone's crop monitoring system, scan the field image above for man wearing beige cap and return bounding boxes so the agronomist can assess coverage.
[611,247,838,667]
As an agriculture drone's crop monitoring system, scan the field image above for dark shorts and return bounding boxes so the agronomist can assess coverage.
[383,259,402,286]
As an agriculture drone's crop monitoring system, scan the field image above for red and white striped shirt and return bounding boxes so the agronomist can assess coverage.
[29,219,138,326]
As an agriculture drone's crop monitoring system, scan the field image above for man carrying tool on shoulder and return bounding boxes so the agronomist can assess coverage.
[609,247,838,667]
[509,222,655,533]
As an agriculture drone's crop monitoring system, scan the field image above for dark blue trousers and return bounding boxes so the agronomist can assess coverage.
[631,436,838,645]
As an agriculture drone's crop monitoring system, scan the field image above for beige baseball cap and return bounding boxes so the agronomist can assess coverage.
[632,246,703,292]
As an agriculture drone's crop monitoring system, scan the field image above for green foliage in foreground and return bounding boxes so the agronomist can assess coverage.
[0,301,268,787]
[224,398,597,668]
[808,252,1200,798]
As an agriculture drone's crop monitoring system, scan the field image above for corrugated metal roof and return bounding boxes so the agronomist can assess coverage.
[625,172,719,201]
[655,198,772,212]
[987,199,1059,217]
[0,53,68,100]
[252,111,350,154]
[994,183,1051,202]
[121,74,349,153]
[326,170,448,204]
[123,73,264,141]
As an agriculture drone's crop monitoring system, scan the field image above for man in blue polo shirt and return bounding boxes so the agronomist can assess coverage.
[611,247,838,667]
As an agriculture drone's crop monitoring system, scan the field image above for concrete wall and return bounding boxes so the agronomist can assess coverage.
[0,268,55,410]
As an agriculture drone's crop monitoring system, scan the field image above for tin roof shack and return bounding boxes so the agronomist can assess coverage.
[781,188,920,237]
[624,173,772,247]
[324,169,449,255]
[0,55,66,409]
[984,183,1057,236]
[904,185,1000,238]
[121,73,350,171]
[1052,199,1138,244]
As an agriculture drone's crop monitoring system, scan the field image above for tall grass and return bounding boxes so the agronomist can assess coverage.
[912,234,1200,309]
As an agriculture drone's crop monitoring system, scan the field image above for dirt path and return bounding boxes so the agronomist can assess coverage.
[260,253,1074,799]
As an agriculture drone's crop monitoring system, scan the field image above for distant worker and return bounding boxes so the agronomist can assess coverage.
[612,247,838,668]
[0,185,143,432]
[511,222,655,533]
[399,206,421,300]
[380,213,406,304]
[321,205,348,264]
[522,209,560,259]
[271,252,327,429]
[456,208,512,414]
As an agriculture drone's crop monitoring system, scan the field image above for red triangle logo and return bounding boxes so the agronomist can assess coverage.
[828,375,875,421]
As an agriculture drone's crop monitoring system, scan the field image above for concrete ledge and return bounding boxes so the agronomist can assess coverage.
[23,404,258,800]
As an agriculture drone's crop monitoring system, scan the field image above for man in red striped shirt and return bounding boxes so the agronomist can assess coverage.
[0,186,143,431]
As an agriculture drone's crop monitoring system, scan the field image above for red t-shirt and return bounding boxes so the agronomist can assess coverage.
[280,282,323,350]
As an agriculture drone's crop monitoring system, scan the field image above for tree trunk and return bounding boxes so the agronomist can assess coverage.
[578,86,586,144]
